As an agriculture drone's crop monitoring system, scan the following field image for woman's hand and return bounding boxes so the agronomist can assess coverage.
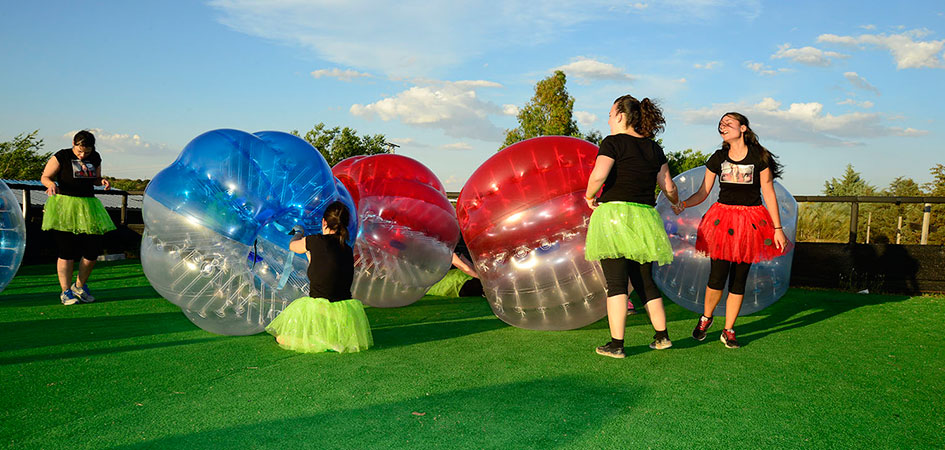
[671,202,685,215]
[585,196,598,210]
[773,228,788,251]
[101,178,111,190]
[45,184,59,196]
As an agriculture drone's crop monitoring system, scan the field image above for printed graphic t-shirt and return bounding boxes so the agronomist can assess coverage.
[705,147,769,206]
[53,149,101,197]
[596,134,667,206]
[305,234,355,301]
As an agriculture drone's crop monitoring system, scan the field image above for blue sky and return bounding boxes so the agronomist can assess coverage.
[2,1,943,194]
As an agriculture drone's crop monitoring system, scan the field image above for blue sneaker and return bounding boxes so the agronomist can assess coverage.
[60,290,78,306]
[71,283,95,303]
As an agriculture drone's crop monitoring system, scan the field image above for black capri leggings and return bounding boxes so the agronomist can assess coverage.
[599,258,662,302]
[52,230,103,261]
[707,259,753,295]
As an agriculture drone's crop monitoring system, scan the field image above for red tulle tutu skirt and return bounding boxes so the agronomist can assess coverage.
[695,203,791,264]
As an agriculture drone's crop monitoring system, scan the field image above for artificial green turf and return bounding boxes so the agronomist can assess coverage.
[1,260,943,449]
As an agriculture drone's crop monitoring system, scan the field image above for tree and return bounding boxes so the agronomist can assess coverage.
[666,148,710,177]
[0,130,51,180]
[501,70,600,149]
[823,164,875,196]
[293,123,390,167]
[923,164,945,245]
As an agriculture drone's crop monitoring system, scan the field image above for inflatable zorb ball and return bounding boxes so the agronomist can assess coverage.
[653,167,797,316]
[0,180,26,293]
[333,154,459,307]
[457,136,606,330]
[141,129,356,335]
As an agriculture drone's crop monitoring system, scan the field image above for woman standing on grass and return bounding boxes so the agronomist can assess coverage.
[674,112,789,348]
[265,201,373,353]
[584,94,681,359]
[40,130,115,305]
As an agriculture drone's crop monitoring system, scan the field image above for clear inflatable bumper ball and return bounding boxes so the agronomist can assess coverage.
[457,136,607,331]
[141,129,356,335]
[333,154,459,308]
[653,167,797,316]
[0,180,26,293]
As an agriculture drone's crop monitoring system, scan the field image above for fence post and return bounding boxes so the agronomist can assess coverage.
[921,203,931,245]
[121,193,128,226]
[848,201,859,244]
[21,187,31,222]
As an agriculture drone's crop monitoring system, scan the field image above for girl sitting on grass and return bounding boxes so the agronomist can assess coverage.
[265,201,373,353]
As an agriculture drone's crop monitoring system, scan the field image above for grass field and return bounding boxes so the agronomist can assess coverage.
[1,260,943,449]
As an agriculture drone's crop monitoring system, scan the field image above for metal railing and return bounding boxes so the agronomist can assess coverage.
[8,182,142,226]
[794,196,945,245]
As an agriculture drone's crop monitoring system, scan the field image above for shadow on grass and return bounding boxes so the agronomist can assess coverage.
[733,289,913,347]
[0,337,222,366]
[115,376,640,450]
[0,285,161,308]
[366,295,506,348]
[0,311,198,355]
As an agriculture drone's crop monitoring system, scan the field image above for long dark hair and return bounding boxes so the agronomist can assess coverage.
[719,112,782,179]
[322,201,351,245]
[614,95,665,138]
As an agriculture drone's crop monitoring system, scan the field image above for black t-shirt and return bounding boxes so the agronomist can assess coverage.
[305,234,354,301]
[705,147,769,206]
[596,134,667,206]
[53,149,101,197]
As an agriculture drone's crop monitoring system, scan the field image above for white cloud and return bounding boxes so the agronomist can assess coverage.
[744,61,789,76]
[502,104,520,116]
[860,24,876,30]
[772,44,849,67]
[442,142,473,150]
[64,129,175,178]
[629,2,648,10]
[843,72,881,95]
[694,61,721,70]
[682,97,927,147]
[552,57,635,83]
[350,79,506,141]
[837,99,874,109]
[574,111,598,126]
[310,68,373,81]
[818,30,945,69]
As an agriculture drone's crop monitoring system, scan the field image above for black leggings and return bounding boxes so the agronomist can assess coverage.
[707,259,752,295]
[52,230,103,261]
[600,258,662,302]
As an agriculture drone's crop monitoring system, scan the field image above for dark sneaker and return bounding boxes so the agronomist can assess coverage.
[649,335,672,350]
[71,283,95,303]
[720,328,740,349]
[692,315,713,341]
[60,290,78,306]
[595,342,626,359]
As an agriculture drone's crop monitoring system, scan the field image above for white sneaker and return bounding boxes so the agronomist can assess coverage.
[71,283,95,303]
[60,290,78,306]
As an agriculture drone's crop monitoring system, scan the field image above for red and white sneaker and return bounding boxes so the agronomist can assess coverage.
[720,328,740,349]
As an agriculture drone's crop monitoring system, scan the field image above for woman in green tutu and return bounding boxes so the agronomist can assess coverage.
[266,201,373,353]
[40,130,116,305]
[584,95,682,359]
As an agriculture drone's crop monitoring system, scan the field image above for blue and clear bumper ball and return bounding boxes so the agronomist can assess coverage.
[0,180,26,293]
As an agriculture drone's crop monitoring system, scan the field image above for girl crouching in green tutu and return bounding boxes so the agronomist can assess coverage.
[584,95,681,359]
[265,201,373,353]
[40,130,116,305]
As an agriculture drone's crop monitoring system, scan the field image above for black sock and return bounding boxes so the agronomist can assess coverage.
[610,338,624,348]
[653,330,669,340]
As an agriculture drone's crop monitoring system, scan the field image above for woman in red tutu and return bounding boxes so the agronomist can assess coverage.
[673,112,789,348]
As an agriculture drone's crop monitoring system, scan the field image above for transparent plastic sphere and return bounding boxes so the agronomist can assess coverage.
[457,136,606,330]
[141,129,356,335]
[653,167,797,316]
[0,180,26,293]
[333,154,459,307]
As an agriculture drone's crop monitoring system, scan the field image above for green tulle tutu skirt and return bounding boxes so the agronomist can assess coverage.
[266,297,373,353]
[585,201,673,265]
[426,269,474,297]
[42,195,116,235]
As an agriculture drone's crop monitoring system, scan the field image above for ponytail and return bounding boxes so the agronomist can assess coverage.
[322,201,351,245]
[614,95,665,138]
